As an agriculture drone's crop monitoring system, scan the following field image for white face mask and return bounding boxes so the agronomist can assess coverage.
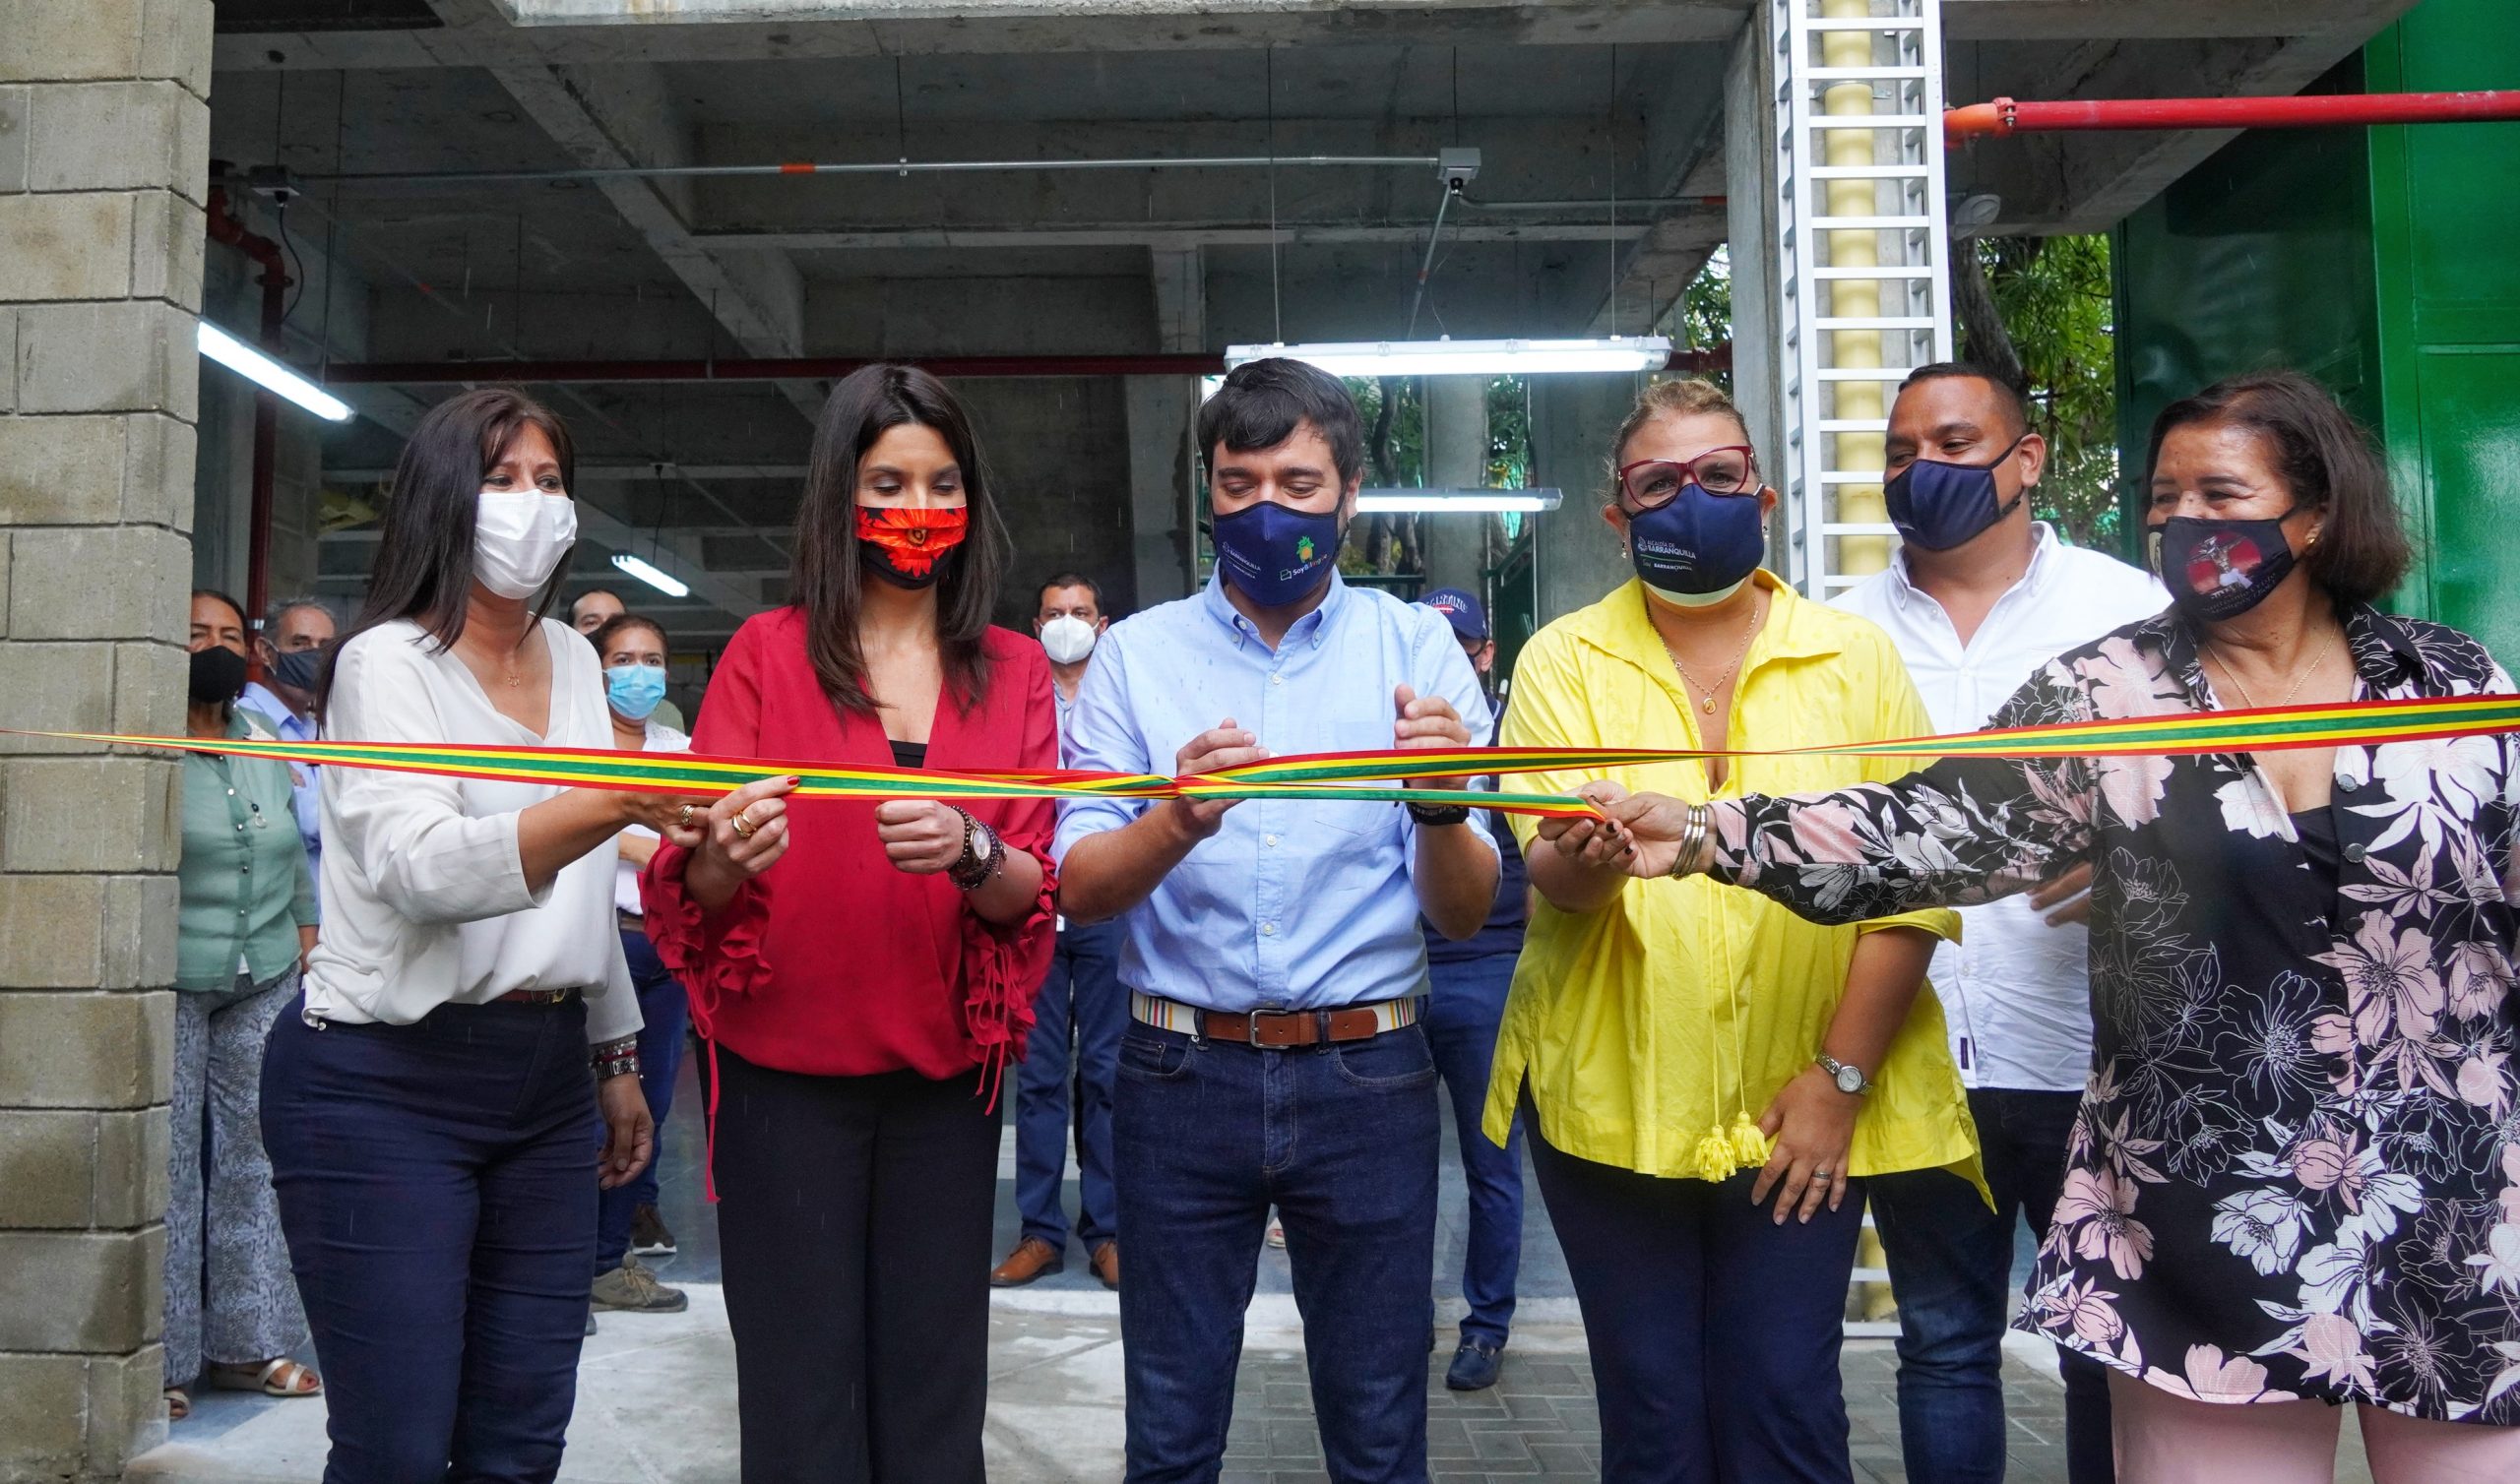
[473,489,578,600]
[1040,613,1099,665]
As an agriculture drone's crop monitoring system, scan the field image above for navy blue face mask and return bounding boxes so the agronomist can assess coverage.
[1213,500,1343,608]
[1626,484,1767,605]
[1883,434,2029,551]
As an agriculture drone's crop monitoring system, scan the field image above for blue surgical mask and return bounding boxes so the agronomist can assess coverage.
[1883,435,2029,551]
[1627,484,1766,605]
[1213,500,1342,608]
[605,663,667,721]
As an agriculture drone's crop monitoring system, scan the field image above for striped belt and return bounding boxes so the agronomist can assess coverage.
[1130,990,1420,1047]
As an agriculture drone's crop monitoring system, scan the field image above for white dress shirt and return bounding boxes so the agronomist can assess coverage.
[304,617,639,1044]
[614,719,690,916]
[1834,524,2167,1090]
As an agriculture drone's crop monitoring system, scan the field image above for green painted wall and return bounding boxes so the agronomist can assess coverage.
[2112,0,2520,660]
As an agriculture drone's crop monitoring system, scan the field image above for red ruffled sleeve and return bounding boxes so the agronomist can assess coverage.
[640,842,771,1041]
[959,845,1056,1110]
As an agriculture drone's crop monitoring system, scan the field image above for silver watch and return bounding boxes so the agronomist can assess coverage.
[1816,1053,1871,1096]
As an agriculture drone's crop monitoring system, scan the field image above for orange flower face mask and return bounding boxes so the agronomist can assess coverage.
[854,505,970,587]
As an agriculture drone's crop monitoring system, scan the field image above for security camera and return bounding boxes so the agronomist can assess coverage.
[1437,148,1481,190]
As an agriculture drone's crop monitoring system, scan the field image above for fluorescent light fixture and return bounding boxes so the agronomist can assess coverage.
[195,321,353,421]
[1226,337,1671,378]
[610,553,690,598]
[1355,488,1563,514]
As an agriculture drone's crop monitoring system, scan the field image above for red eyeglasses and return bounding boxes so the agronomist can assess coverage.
[1615,447,1760,509]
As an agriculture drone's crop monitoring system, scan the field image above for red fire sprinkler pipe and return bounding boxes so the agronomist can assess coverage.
[1947,91,2520,147]
[205,185,293,632]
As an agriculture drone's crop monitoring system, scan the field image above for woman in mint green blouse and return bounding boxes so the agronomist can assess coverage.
[162,589,321,1421]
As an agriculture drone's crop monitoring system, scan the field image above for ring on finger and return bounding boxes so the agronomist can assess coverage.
[1812,1168,1835,1182]
[729,810,757,840]
[675,803,698,831]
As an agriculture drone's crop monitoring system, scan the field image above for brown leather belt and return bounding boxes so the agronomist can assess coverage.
[1190,1006,1392,1047]
[494,987,579,1006]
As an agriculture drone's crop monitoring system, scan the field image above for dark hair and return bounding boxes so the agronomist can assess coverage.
[2146,371,2411,607]
[1037,571,1104,613]
[318,388,577,716]
[589,613,668,660]
[791,364,1006,717]
[191,587,248,636]
[1899,361,2032,439]
[1198,358,1363,488]
[569,587,624,621]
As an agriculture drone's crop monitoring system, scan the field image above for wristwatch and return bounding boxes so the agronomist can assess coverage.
[1816,1053,1872,1096]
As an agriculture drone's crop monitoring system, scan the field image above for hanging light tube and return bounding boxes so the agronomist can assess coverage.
[610,553,691,599]
[1354,488,1563,514]
[197,322,354,421]
[1227,337,1670,378]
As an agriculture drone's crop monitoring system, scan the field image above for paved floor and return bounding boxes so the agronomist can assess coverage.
[132,1052,2377,1482]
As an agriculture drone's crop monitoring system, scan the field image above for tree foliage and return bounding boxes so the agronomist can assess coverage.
[1964,234,2120,549]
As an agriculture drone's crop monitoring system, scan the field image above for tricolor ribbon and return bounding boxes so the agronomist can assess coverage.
[19,693,2520,814]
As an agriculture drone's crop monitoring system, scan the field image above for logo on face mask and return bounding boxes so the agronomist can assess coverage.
[1627,484,1766,604]
[2149,508,2301,623]
[1214,500,1342,608]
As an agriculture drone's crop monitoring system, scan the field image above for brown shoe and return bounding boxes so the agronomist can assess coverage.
[1090,1241,1119,1291]
[990,1235,1063,1287]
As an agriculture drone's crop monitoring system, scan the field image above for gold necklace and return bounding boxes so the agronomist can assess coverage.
[2204,626,2339,711]
[1662,594,1762,716]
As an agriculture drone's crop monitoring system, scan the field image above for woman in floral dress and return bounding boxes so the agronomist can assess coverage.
[1576,372,2520,1480]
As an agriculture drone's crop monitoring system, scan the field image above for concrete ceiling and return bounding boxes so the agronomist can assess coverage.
[202,0,2421,643]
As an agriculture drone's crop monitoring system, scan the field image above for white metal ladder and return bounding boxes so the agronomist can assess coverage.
[1771,0,1958,598]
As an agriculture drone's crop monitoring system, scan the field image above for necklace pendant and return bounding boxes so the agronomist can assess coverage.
[1701,696,1716,715]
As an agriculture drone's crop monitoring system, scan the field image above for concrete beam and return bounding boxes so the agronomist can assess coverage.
[715,222,1658,253]
[1953,5,2424,235]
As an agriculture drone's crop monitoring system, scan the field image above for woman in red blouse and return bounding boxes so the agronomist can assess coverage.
[643,364,1057,1483]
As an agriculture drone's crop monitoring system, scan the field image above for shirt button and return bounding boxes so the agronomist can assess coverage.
[2343,843,2367,864]
[1262,922,1277,936]
[1263,835,1278,847]
[1270,673,1284,686]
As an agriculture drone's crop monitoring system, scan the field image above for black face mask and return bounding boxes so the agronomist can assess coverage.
[270,647,325,693]
[188,646,248,705]
[2149,508,2301,623]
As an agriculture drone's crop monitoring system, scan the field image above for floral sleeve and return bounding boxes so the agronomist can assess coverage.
[1707,660,2102,924]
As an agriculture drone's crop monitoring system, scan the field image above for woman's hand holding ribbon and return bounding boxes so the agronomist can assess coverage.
[875,799,966,875]
[683,774,797,910]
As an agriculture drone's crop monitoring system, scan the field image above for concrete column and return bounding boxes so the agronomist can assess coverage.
[1528,373,1638,625]
[1124,379,1196,611]
[0,2,210,1475]
[1418,376,1487,596]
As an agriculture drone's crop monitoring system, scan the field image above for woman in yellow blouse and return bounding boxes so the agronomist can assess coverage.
[1487,378,1978,1483]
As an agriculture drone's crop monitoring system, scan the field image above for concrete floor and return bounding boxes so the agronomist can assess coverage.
[128,1051,2378,1483]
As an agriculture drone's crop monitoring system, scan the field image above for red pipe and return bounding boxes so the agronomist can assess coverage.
[206,186,292,632]
[322,352,1229,385]
[1947,91,2520,146]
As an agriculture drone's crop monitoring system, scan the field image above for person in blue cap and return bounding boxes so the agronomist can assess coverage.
[1416,586,1530,1391]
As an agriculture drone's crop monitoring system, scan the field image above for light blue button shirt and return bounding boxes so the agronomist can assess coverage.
[238,680,323,916]
[1053,574,1495,1012]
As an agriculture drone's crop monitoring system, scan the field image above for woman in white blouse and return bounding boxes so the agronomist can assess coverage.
[260,389,788,1483]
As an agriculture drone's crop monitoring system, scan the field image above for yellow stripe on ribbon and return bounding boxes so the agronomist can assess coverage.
[16,693,2520,817]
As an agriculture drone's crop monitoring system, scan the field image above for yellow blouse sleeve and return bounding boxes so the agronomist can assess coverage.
[1851,629,1962,946]
[1494,630,1593,853]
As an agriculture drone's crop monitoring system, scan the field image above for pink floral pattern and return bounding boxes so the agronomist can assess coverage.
[1713,607,2520,1423]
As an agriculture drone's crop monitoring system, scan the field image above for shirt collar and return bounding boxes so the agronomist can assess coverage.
[1887,521,2059,611]
[1199,570,1349,651]
[1574,569,1844,683]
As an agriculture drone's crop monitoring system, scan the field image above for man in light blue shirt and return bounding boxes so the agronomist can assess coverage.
[1057,358,1498,1484]
[236,595,335,914]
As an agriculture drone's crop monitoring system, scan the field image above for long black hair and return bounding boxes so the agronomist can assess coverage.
[791,364,1007,716]
[317,388,577,717]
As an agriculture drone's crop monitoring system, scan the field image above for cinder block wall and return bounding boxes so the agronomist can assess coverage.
[0,3,212,1478]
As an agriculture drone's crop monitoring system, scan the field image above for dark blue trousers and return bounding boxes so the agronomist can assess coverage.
[1870,1086,2113,1484]
[1423,952,1523,1346]
[1529,1105,1865,1484]
[263,995,597,1484]
[1013,917,1125,1250]
[1114,1019,1441,1484]
[594,928,689,1274]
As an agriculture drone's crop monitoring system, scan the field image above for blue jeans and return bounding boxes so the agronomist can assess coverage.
[595,928,689,1274]
[263,995,596,1484]
[1113,1017,1441,1484]
[1870,1086,2112,1484]
[1014,917,1125,1249]
[1424,952,1522,1345]
[1528,1103,1866,1484]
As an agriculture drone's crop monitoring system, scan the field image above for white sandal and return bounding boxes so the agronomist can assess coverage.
[203,1358,322,1397]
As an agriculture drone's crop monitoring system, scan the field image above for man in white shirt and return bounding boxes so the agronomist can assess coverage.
[1834,364,2166,1484]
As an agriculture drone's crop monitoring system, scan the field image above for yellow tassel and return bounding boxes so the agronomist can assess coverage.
[1729,1111,1773,1167]
[1693,1129,1738,1181]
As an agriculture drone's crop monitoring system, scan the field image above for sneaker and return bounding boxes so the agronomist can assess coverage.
[1446,1336,1504,1391]
[629,1204,677,1257]
[585,1311,598,1337]
[1265,1217,1287,1249]
[592,1255,688,1314]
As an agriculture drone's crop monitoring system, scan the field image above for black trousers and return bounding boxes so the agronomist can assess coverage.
[714,1048,1000,1484]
